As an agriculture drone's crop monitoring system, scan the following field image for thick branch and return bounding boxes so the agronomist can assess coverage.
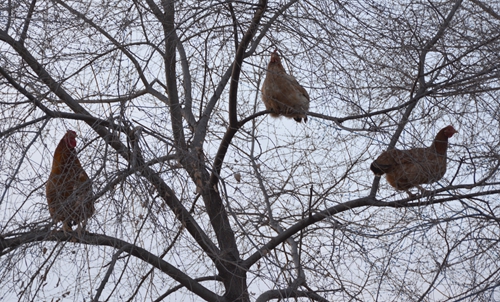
[19,0,36,44]
[228,0,268,128]
[92,246,127,302]
[469,0,500,20]
[242,196,375,268]
[192,0,285,149]
[161,0,187,151]
[176,38,197,129]
[0,65,118,130]
[243,186,500,269]
[154,276,223,302]
[255,289,330,302]
[210,0,268,186]
[192,65,233,148]
[0,30,221,272]
[0,115,48,139]
[370,0,463,196]
[0,231,223,302]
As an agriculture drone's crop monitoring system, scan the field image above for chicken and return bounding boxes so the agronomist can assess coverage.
[46,130,94,232]
[261,50,310,122]
[370,125,457,195]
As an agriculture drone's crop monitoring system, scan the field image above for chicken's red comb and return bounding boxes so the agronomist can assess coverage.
[63,130,78,148]
[269,50,280,63]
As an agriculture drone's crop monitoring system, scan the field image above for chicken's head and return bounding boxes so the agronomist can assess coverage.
[64,130,78,148]
[443,125,457,138]
[270,49,281,64]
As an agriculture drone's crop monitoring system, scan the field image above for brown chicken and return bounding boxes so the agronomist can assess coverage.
[46,130,94,232]
[261,50,310,122]
[370,125,457,195]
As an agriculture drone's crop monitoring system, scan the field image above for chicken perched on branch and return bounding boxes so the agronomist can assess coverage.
[46,130,94,232]
[370,125,457,195]
[261,50,310,122]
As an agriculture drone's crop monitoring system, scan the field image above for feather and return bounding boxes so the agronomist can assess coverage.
[371,125,457,193]
[261,50,310,123]
[46,130,95,231]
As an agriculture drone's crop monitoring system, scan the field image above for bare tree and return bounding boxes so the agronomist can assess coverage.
[1,0,500,301]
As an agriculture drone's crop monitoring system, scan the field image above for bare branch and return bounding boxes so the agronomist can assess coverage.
[0,231,224,302]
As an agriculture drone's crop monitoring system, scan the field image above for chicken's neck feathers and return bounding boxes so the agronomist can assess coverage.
[430,132,449,155]
[51,142,79,174]
[268,61,286,73]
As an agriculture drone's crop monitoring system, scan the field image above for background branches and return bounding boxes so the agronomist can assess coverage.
[0,0,499,301]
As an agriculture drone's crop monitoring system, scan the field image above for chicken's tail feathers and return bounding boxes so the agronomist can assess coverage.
[370,161,389,176]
